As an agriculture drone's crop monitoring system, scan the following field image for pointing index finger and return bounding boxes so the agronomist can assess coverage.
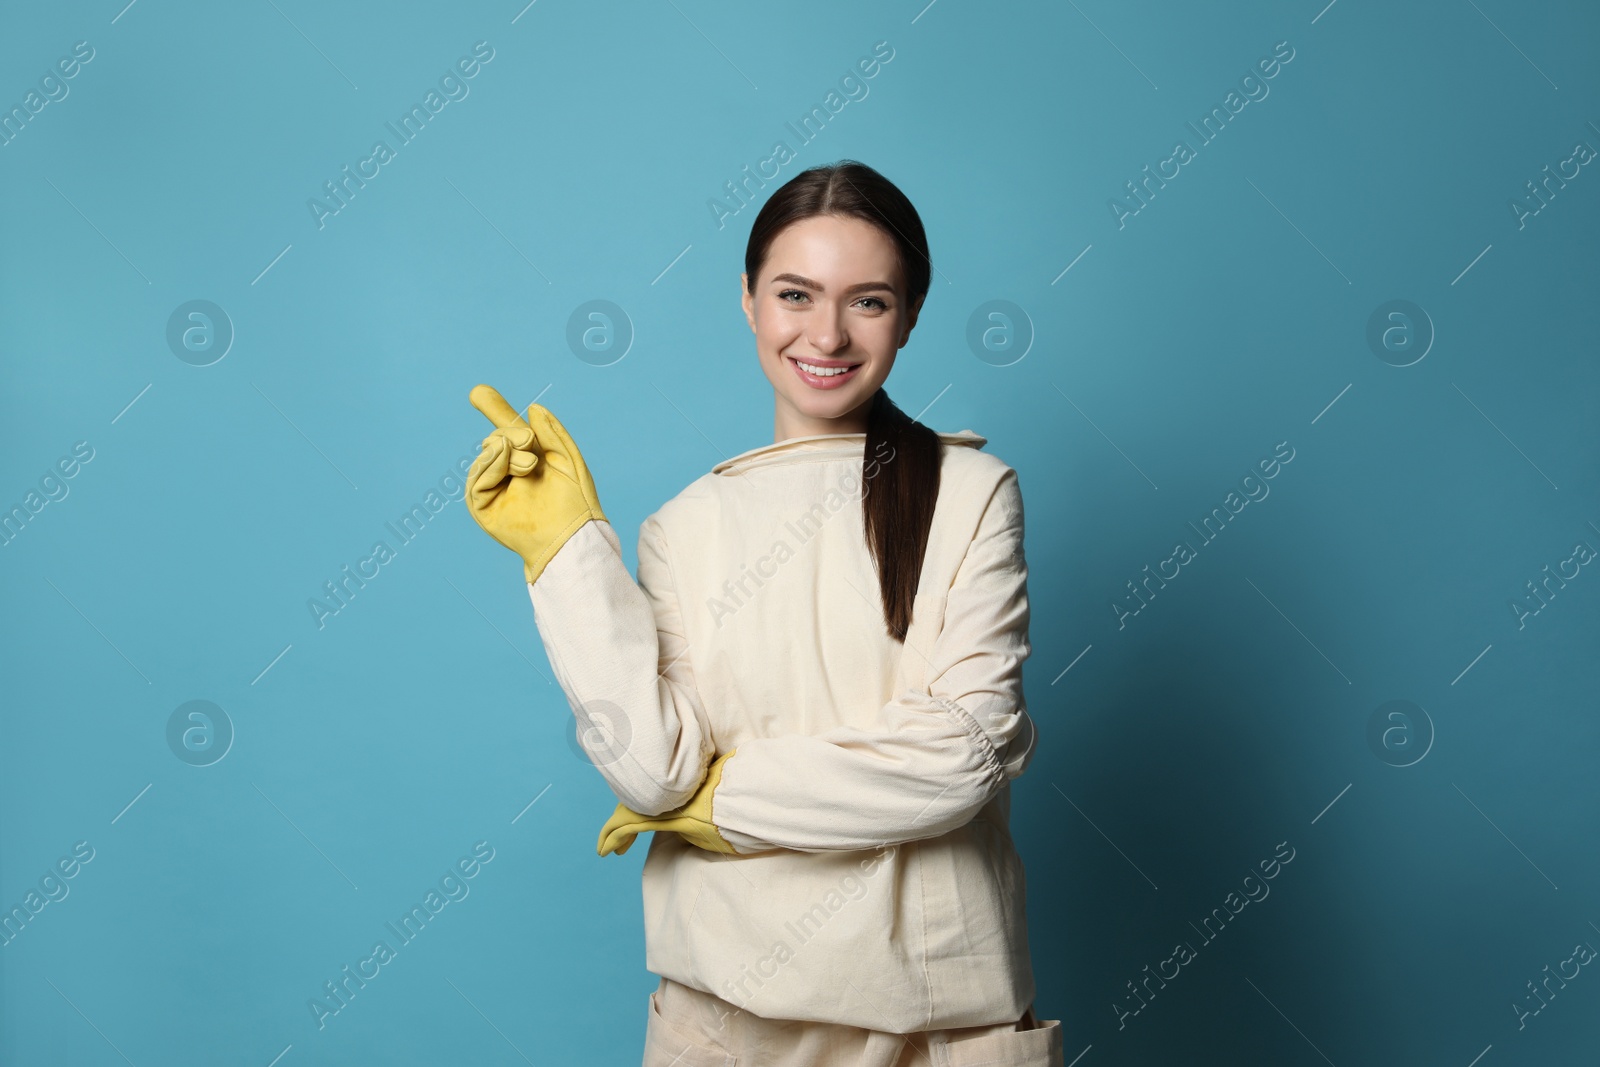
[469,384,530,430]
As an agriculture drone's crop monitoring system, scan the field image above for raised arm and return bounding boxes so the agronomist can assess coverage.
[464,385,714,815]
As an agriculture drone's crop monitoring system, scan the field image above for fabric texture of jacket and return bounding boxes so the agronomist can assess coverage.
[525,428,1039,1032]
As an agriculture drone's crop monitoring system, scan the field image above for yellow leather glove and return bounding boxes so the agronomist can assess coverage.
[597,750,739,857]
[465,384,607,584]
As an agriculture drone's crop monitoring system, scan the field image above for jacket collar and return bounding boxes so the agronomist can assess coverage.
[712,429,987,476]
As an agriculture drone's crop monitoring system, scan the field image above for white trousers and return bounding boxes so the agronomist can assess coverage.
[643,976,1065,1067]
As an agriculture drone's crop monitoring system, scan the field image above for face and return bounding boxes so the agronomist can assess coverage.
[741,213,922,441]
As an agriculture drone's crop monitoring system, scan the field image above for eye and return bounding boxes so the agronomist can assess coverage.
[856,296,889,311]
[777,289,809,304]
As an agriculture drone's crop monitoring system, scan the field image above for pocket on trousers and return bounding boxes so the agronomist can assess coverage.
[939,1017,1065,1067]
[643,989,739,1067]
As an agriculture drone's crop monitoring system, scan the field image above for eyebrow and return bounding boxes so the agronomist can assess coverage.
[767,272,896,296]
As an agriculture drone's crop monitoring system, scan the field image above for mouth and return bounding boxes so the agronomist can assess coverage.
[787,355,863,389]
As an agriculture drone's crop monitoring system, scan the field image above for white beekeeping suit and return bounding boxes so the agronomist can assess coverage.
[527,428,1041,1034]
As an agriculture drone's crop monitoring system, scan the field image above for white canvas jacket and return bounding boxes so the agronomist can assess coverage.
[526,428,1039,1032]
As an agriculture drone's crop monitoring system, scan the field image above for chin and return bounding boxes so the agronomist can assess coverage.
[785,394,856,421]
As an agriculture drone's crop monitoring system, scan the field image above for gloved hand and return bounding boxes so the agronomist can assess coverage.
[465,384,607,584]
[598,750,740,857]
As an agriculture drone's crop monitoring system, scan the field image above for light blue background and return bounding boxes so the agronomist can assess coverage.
[2,1,1597,1063]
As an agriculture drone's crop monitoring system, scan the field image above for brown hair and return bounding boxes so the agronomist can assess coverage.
[743,160,942,643]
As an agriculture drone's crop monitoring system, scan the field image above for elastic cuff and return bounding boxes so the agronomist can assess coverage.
[929,695,1007,790]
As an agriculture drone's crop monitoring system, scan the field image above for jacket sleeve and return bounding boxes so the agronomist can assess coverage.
[710,467,1037,854]
[525,514,714,815]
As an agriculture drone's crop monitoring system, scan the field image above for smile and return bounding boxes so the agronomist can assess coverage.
[788,356,862,389]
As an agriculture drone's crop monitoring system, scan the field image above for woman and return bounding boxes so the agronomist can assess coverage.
[466,160,1062,1066]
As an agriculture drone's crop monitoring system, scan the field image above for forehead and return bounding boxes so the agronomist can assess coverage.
[761,215,903,283]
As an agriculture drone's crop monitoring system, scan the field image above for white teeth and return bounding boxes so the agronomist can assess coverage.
[795,360,854,377]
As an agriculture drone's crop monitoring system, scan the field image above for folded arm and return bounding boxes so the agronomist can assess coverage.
[710,467,1037,853]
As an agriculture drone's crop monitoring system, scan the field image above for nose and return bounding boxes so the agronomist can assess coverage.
[806,304,850,354]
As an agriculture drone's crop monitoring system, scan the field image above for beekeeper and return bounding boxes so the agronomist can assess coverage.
[465,159,1062,1067]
